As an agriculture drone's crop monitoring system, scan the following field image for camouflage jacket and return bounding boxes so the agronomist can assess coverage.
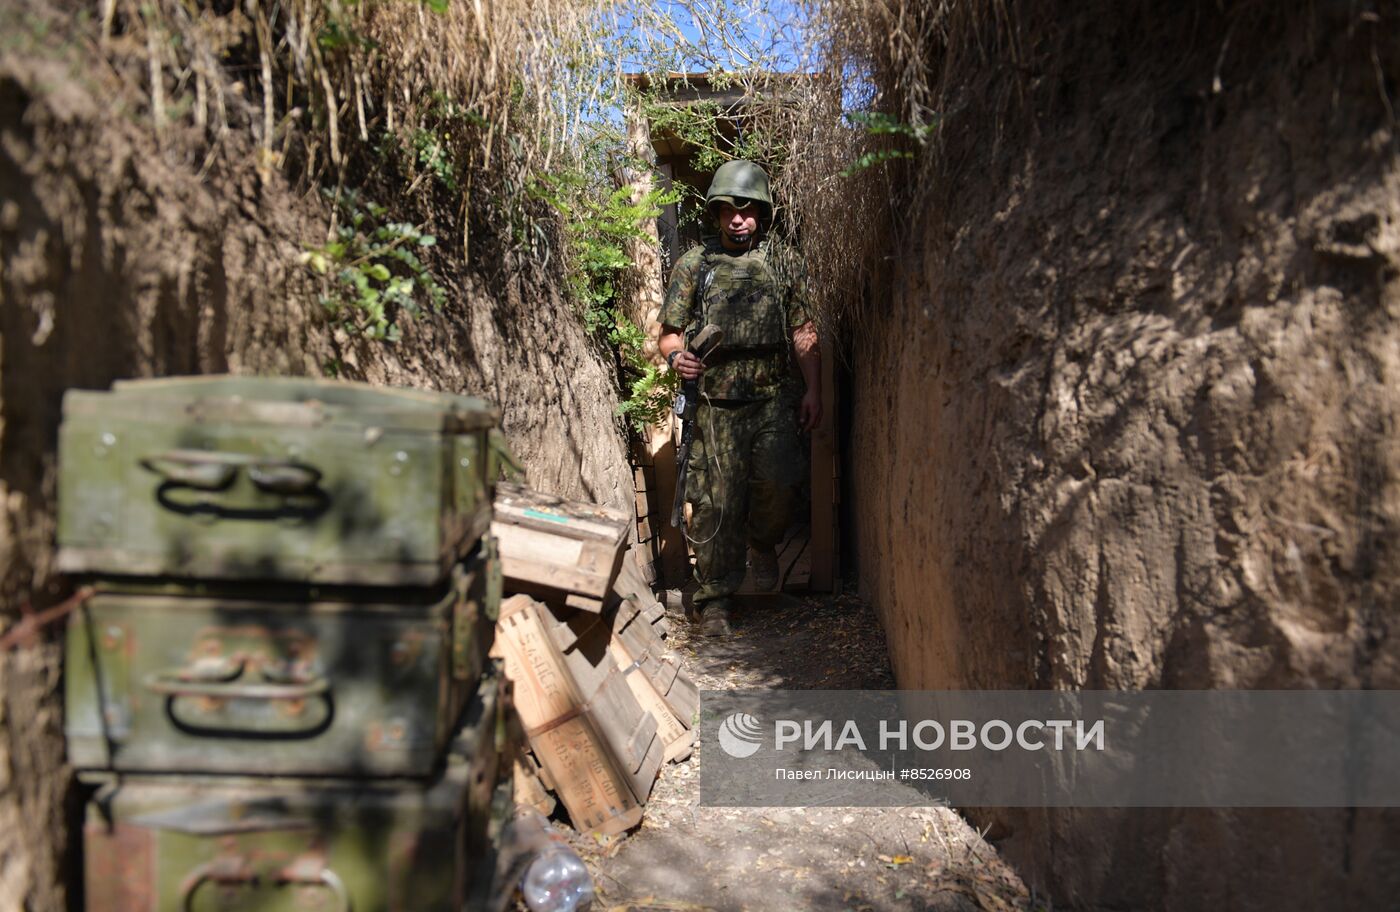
[659,237,811,401]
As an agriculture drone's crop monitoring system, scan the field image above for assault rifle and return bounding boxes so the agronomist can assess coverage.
[669,324,724,528]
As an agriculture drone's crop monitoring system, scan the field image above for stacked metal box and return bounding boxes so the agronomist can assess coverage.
[58,376,513,911]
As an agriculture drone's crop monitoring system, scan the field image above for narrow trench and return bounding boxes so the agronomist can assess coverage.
[568,588,1033,911]
[563,349,1035,910]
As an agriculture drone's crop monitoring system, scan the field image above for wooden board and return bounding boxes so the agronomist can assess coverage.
[491,595,662,835]
[613,636,695,763]
[512,746,556,817]
[612,551,672,640]
[492,484,630,605]
[493,597,583,730]
[781,527,812,592]
[646,428,690,588]
[640,596,672,640]
[495,483,632,539]
[498,578,620,616]
[611,600,698,727]
[626,541,660,590]
[540,605,666,802]
[735,523,810,594]
[582,666,664,802]
[656,654,699,726]
[531,717,644,836]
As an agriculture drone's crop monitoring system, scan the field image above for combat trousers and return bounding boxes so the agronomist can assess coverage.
[685,391,803,607]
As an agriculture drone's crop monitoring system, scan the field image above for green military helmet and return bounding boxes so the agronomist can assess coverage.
[705,159,772,215]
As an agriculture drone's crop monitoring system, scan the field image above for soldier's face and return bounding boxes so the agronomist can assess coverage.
[717,202,760,249]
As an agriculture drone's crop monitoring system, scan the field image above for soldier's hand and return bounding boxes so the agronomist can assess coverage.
[799,388,822,432]
[673,351,705,381]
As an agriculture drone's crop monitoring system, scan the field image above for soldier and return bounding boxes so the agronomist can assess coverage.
[658,160,822,637]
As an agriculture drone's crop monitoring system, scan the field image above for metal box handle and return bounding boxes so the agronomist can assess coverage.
[144,660,332,736]
[141,449,322,495]
[247,462,323,495]
[144,666,329,700]
[180,856,349,912]
[140,450,242,490]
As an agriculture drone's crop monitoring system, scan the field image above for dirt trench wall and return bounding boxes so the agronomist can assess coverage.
[0,52,630,910]
[851,4,1400,909]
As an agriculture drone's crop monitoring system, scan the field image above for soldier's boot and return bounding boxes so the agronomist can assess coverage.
[699,601,732,637]
[748,547,779,591]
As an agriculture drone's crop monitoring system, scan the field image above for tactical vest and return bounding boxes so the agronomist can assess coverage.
[691,240,792,400]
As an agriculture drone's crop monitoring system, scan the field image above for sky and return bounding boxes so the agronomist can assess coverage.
[553,0,868,157]
[612,0,814,76]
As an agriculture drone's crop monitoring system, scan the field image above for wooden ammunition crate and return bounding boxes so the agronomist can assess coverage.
[491,595,662,836]
[612,597,699,730]
[491,484,630,607]
[612,633,695,763]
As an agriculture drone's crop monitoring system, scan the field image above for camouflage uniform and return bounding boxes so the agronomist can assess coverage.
[660,236,810,610]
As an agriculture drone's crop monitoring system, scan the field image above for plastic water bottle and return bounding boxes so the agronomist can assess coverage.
[521,842,595,912]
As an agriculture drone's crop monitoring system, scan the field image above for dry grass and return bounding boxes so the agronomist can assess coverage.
[44,0,1378,345]
[57,0,942,338]
[761,0,1028,340]
[80,0,625,271]
[768,0,1383,340]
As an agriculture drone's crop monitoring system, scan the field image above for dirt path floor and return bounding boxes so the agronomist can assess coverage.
[563,589,1037,912]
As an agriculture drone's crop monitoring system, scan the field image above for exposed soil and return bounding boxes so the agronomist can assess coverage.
[0,12,631,907]
[850,3,1400,908]
[568,590,1035,912]
[6,1,1399,909]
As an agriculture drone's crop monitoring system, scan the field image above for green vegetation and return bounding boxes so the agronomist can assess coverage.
[643,96,779,175]
[838,111,935,176]
[410,128,459,191]
[532,165,683,430]
[86,0,897,420]
[301,191,445,342]
[612,318,678,430]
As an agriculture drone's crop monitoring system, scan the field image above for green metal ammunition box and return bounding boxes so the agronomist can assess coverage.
[81,676,511,912]
[66,546,498,778]
[57,376,498,587]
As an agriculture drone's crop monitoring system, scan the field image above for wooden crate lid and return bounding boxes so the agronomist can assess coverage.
[494,483,629,543]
